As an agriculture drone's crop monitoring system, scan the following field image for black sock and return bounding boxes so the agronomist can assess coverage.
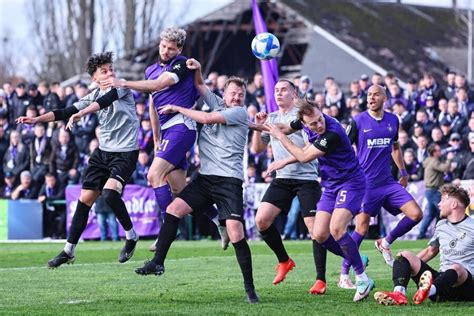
[232,238,254,292]
[102,189,133,231]
[313,240,327,282]
[153,213,180,265]
[67,201,91,244]
[260,224,289,263]
[432,269,458,299]
[392,255,412,288]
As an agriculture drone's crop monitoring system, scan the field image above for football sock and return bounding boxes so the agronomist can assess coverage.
[233,238,255,291]
[64,242,76,257]
[337,232,364,275]
[152,213,180,265]
[154,184,173,219]
[125,228,138,241]
[341,231,364,274]
[259,224,289,263]
[312,240,327,282]
[321,235,344,257]
[392,255,411,288]
[394,286,406,295]
[432,269,458,299]
[67,200,91,244]
[102,189,133,231]
[355,272,368,282]
[385,216,420,244]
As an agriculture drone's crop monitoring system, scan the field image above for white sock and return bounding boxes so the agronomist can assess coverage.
[394,286,406,295]
[125,228,138,241]
[340,273,350,280]
[355,272,369,282]
[64,242,76,256]
[381,238,391,248]
[429,284,437,297]
[211,215,220,227]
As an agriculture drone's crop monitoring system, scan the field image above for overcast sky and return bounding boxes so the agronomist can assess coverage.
[0,0,472,78]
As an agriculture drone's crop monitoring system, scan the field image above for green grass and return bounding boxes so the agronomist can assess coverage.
[0,240,473,315]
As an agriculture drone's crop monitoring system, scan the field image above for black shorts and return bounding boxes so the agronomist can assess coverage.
[412,260,474,302]
[261,178,321,218]
[82,148,139,191]
[178,174,244,223]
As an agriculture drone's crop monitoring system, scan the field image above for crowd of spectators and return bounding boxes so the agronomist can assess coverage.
[1,69,473,240]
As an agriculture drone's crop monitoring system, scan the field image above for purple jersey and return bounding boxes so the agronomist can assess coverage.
[351,111,399,187]
[145,55,199,126]
[300,114,363,188]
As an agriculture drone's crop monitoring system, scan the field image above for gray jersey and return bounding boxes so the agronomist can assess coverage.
[198,90,248,181]
[262,107,318,180]
[73,88,139,152]
[429,216,474,275]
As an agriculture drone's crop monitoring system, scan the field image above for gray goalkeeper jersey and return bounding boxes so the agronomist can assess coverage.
[73,88,139,152]
[262,106,318,181]
[429,216,474,275]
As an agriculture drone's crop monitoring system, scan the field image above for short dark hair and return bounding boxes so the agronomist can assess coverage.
[440,184,470,208]
[296,98,320,121]
[86,52,114,76]
[276,79,296,91]
[224,76,247,91]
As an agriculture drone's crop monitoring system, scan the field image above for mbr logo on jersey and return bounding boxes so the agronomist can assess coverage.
[367,138,391,148]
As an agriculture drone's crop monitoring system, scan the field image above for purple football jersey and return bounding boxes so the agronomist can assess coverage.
[302,114,363,188]
[352,111,399,187]
[145,55,199,126]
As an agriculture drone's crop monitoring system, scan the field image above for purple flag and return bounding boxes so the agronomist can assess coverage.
[252,0,279,113]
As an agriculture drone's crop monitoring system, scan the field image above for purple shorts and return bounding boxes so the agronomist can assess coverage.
[361,181,414,217]
[155,124,197,170]
[317,176,366,216]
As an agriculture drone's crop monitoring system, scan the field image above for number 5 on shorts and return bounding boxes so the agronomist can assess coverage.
[338,190,347,203]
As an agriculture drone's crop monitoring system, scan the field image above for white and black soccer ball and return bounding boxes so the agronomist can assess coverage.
[251,32,280,60]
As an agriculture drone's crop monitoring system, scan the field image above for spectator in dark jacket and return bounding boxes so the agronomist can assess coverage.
[11,170,37,200]
[29,124,52,192]
[132,150,151,186]
[49,129,79,187]
[37,173,66,238]
[38,81,62,113]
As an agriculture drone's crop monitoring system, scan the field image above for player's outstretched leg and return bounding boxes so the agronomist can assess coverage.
[309,240,327,294]
[48,200,92,268]
[136,213,180,275]
[259,223,295,285]
[101,189,139,263]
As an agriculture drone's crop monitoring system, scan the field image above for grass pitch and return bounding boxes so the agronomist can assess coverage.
[1,240,473,315]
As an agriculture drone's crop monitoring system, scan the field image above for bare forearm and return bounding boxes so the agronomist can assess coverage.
[391,147,406,172]
[149,96,161,149]
[177,107,215,124]
[36,112,55,123]
[193,67,207,95]
[78,103,100,117]
[250,131,266,154]
[417,247,437,262]
[280,136,309,162]
[123,77,173,92]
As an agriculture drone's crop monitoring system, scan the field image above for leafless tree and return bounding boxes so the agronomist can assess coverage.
[26,0,189,81]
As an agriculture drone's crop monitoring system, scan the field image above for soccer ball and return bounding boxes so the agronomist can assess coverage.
[251,32,280,60]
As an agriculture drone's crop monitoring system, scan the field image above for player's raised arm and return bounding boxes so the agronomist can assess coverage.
[186,58,208,96]
[66,88,122,130]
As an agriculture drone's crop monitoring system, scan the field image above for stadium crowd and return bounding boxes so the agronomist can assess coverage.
[1,70,473,239]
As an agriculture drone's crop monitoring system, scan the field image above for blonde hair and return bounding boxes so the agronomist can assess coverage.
[160,27,187,48]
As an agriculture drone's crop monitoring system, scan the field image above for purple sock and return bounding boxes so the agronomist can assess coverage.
[154,184,173,219]
[386,216,420,244]
[337,232,364,275]
[341,231,365,274]
[322,235,344,257]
